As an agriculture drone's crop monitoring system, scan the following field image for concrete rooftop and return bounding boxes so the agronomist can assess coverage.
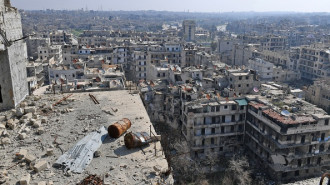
[0,91,173,184]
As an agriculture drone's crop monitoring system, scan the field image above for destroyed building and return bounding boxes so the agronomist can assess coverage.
[138,61,330,183]
[305,78,330,114]
[182,95,247,159]
[245,84,330,182]
[5,2,330,184]
[299,44,330,80]
[0,0,28,110]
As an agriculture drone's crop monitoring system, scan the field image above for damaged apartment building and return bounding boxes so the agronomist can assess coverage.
[139,63,256,157]
[139,59,330,182]
[245,84,330,182]
[181,92,247,158]
[305,78,330,114]
[0,0,28,110]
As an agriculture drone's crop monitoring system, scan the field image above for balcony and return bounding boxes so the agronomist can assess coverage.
[194,131,244,139]
[194,121,244,128]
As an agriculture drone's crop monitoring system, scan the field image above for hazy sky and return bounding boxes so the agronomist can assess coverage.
[11,0,330,12]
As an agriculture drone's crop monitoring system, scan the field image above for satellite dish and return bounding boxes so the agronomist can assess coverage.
[177,67,181,72]
[281,110,290,116]
[253,87,259,93]
[193,87,197,92]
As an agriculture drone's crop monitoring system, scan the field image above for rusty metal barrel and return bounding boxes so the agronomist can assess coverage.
[124,132,152,149]
[108,118,131,138]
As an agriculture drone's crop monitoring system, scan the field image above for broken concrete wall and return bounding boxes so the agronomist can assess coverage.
[0,0,29,110]
[0,50,14,109]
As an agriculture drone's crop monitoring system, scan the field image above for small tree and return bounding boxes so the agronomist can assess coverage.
[221,175,234,185]
[223,156,252,185]
[170,141,207,184]
[204,152,220,172]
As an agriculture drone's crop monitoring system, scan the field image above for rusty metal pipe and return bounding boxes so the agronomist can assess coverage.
[91,94,100,104]
[53,94,73,107]
[124,132,161,149]
[89,94,99,104]
[108,118,131,138]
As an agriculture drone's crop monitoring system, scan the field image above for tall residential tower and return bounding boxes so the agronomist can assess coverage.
[183,20,196,42]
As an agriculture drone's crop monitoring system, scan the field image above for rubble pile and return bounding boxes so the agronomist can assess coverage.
[0,91,173,185]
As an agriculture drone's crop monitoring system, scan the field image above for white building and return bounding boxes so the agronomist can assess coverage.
[49,66,82,84]
[38,45,63,62]
[248,58,274,80]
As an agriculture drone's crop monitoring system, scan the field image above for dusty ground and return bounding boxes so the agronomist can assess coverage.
[0,90,173,185]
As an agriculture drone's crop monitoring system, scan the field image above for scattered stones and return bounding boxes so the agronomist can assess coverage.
[34,160,48,173]
[33,114,40,120]
[46,148,54,156]
[153,165,162,172]
[32,120,41,128]
[45,171,55,179]
[24,107,36,114]
[19,174,31,185]
[7,119,19,130]
[16,108,24,117]
[18,133,27,140]
[1,130,9,137]
[61,108,73,114]
[41,103,53,112]
[1,137,11,145]
[34,96,41,101]
[16,149,28,160]
[64,170,72,177]
[20,102,28,108]
[28,102,36,106]
[0,116,6,122]
[36,181,47,185]
[0,170,8,184]
[37,127,45,135]
[41,117,48,123]
[94,150,101,158]
[19,162,26,167]
[10,109,17,116]
[25,154,36,164]
[29,119,36,125]
[23,127,31,134]
[22,113,33,120]
[110,165,115,170]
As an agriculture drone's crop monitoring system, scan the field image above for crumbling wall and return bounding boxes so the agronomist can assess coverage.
[0,0,28,110]
[0,50,14,109]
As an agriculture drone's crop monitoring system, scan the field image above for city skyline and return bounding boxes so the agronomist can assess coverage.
[11,0,330,12]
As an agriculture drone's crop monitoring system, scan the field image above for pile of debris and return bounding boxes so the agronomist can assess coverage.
[0,95,74,185]
[0,91,174,185]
